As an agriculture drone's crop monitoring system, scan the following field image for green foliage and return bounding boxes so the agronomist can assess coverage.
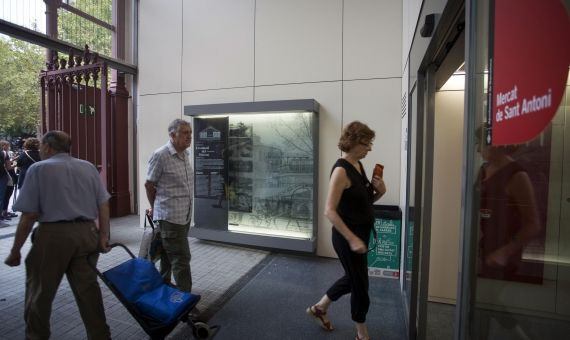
[0,38,44,137]
[58,0,112,57]
[0,0,113,139]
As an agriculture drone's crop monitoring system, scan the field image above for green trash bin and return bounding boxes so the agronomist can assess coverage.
[367,205,402,279]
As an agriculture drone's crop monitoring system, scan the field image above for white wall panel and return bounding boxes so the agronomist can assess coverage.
[137,93,183,219]
[182,0,255,91]
[136,0,405,260]
[182,88,254,108]
[255,0,342,85]
[344,0,402,80]
[343,78,402,206]
[138,0,182,95]
[402,0,410,74]
[255,82,343,258]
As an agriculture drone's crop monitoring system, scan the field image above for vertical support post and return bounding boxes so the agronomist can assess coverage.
[100,64,108,189]
[108,0,131,216]
[39,75,47,133]
[108,73,131,216]
[44,0,60,62]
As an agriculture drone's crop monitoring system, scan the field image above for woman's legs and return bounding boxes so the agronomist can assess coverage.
[314,294,332,311]
[307,294,334,330]
[355,321,369,339]
[309,229,370,335]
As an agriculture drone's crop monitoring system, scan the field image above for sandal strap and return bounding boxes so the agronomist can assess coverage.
[308,305,333,331]
[311,305,326,316]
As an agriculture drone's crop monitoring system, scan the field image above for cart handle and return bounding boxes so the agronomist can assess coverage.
[87,243,137,276]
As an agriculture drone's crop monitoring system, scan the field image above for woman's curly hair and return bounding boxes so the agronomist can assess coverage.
[23,137,40,151]
[338,121,375,152]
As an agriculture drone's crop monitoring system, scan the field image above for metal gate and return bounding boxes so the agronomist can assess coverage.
[39,46,130,216]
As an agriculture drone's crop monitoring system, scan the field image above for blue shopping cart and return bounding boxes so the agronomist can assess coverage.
[88,243,218,339]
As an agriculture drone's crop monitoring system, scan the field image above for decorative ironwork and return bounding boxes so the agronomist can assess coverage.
[40,44,108,195]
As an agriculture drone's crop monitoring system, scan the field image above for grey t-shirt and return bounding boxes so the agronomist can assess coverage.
[13,153,111,222]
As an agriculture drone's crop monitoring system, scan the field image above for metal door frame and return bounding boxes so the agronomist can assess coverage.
[406,1,466,339]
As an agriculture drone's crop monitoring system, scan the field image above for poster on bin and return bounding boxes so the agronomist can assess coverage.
[368,217,401,279]
[487,0,570,145]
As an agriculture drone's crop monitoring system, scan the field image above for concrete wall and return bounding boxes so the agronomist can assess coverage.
[137,0,403,257]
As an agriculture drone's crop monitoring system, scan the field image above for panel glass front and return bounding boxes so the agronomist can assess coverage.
[193,111,316,240]
[463,1,570,338]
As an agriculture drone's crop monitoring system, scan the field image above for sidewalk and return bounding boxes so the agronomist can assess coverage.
[0,214,269,339]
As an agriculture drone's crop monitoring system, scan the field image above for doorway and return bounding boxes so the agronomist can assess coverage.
[403,5,466,338]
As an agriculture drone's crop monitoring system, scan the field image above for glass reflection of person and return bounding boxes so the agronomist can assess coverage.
[477,131,541,282]
[306,121,386,340]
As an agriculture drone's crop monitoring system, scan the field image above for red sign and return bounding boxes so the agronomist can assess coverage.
[489,0,570,145]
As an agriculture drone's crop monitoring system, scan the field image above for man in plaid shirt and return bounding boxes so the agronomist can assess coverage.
[145,119,194,292]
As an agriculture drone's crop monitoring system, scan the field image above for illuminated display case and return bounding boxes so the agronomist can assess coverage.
[185,99,319,252]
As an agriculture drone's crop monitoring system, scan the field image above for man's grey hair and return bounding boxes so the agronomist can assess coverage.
[168,119,191,136]
[42,130,71,153]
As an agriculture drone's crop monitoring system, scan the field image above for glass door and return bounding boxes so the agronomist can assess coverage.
[404,64,437,340]
[403,81,417,324]
[457,0,570,339]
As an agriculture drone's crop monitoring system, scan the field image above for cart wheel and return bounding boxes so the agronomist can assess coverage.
[193,321,211,339]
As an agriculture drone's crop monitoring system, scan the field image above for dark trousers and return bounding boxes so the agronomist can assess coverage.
[0,176,7,213]
[25,222,110,340]
[158,220,192,292]
[3,184,14,210]
[326,228,370,323]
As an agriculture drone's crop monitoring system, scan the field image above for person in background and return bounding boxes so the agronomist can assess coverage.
[306,121,386,340]
[145,118,194,292]
[0,140,16,221]
[4,131,112,340]
[0,140,12,221]
[16,137,41,189]
[1,141,18,219]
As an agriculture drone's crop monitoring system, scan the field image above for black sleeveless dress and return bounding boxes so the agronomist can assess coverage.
[331,158,375,243]
[326,158,376,322]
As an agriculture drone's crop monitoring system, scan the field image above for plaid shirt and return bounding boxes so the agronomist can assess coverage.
[147,141,193,225]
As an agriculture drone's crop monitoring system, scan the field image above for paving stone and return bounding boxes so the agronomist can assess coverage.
[0,214,268,339]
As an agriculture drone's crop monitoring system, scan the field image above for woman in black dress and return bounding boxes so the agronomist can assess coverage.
[16,137,41,189]
[307,121,386,340]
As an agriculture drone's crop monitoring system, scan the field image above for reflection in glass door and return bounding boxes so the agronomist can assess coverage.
[457,0,570,338]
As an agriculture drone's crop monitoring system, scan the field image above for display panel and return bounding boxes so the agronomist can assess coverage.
[186,100,319,252]
[193,117,229,230]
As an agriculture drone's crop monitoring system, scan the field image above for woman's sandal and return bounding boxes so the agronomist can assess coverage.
[306,305,334,331]
[356,335,370,340]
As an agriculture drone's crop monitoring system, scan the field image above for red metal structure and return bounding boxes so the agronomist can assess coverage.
[39,46,130,217]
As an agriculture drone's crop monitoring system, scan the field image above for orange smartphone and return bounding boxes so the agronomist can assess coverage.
[373,163,384,178]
